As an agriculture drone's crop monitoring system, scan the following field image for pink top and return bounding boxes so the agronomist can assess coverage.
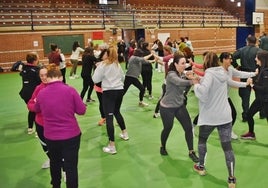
[27,83,46,126]
[192,62,204,76]
[35,81,86,140]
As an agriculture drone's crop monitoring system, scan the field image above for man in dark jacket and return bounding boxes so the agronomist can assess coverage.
[259,32,268,51]
[233,35,261,122]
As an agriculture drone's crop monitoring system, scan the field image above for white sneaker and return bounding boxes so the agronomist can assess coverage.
[28,128,34,135]
[119,132,129,140]
[148,95,154,100]
[74,75,79,78]
[62,171,66,182]
[41,159,50,169]
[231,131,238,140]
[139,101,149,107]
[153,113,160,118]
[69,76,75,79]
[103,145,117,154]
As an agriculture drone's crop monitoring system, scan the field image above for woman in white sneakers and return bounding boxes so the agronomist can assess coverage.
[92,45,128,154]
[69,41,84,79]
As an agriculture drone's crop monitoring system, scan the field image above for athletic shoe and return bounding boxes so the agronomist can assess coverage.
[228,177,236,188]
[98,118,106,126]
[119,132,129,140]
[189,151,199,163]
[231,131,238,140]
[240,132,256,140]
[103,145,117,154]
[139,101,149,107]
[27,128,34,135]
[74,75,79,79]
[41,159,50,169]
[160,147,168,156]
[148,95,154,100]
[153,113,160,118]
[86,98,95,103]
[193,164,206,176]
[69,76,75,79]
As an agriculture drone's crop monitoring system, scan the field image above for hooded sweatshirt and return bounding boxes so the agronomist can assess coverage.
[194,66,232,126]
[92,62,124,91]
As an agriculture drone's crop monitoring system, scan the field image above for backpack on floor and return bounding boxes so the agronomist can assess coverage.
[11,61,23,71]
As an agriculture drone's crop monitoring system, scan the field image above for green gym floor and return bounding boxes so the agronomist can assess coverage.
[0,59,268,188]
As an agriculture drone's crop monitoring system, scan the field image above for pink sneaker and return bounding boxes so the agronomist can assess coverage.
[240,132,256,140]
[193,164,206,176]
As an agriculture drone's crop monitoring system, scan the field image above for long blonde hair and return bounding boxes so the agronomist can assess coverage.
[103,45,119,65]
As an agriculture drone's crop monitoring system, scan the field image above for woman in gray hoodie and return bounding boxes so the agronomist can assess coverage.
[193,52,236,188]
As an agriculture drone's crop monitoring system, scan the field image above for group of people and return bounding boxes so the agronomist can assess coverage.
[18,34,268,188]
[19,52,86,188]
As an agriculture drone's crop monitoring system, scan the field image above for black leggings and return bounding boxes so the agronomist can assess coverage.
[35,122,49,157]
[96,91,105,119]
[60,67,66,83]
[102,89,126,142]
[160,105,194,151]
[141,69,153,95]
[80,76,94,100]
[247,99,268,133]
[123,76,145,101]
[24,98,35,129]
[155,83,166,113]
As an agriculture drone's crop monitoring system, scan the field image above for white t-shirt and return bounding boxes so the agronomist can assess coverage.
[70,47,84,60]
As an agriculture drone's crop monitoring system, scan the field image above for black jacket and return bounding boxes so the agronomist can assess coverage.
[253,68,268,102]
[19,64,41,103]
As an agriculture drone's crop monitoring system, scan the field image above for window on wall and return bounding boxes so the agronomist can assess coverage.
[99,0,119,6]
[99,0,108,4]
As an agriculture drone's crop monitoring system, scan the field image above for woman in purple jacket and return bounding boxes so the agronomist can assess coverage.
[35,64,86,188]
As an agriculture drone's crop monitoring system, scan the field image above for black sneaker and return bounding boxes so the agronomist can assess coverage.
[189,151,199,162]
[228,177,236,188]
[160,147,168,155]
[86,98,95,103]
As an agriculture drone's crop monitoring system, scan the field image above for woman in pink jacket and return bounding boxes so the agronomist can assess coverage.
[35,64,86,188]
[27,66,50,169]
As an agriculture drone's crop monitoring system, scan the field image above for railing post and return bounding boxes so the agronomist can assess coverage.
[181,12,184,28]
[220,13,223,27]
[132,10,135,29]
[157,10,161,28]
[201,12,205,27]
[30,10,34,31]
[68,10,72,30]
[102,10,106,29]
